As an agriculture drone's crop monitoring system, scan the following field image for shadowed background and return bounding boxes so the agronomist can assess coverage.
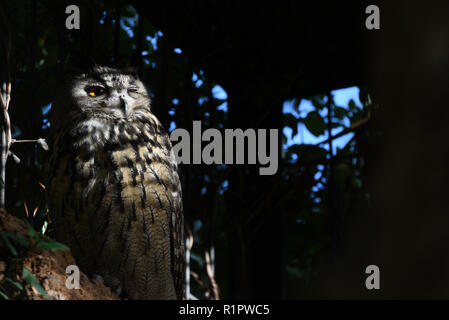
[1,0,448,299]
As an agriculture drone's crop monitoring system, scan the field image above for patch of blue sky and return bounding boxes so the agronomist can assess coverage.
[192,73,203,88]
[217,102,228,112]
[42,118,50,129]
[283,86,361,155]
[121,17,136,38]
[195,80,203,88]
[168,121,177,133]
[41,103,52,129]
[332,86,362,109]
[212,85,228,100]
[42,103,52,115]
[216,164,227,170]
[146,35,157,50]
[100,11,107,24]
[212,85,228,112]
[198,96,209,105]
[146,31,163,51]
[219,180,229,194]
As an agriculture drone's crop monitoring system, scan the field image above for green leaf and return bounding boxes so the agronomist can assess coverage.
[310,96,327,110]
[26,222,39,240]
[36,239,69,252]
[348,99,358,112]
[0,233,18,257]
[0,290,8,300]
[5,277,23,290]
[22,267,48,299]
[304,111,326,137]
[358,87,371,106]
[1,232,30,249]
[283,113,299,137]
[334,106,348,120]
[293,98,302,112]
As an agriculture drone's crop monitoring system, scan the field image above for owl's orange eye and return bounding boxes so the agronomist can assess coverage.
[128,88,138,93]
[86,86,106,97]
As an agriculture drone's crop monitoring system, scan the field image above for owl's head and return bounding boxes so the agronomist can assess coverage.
[53,66,151,125]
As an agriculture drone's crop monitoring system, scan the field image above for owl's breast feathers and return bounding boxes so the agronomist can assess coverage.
[47,112,184,300]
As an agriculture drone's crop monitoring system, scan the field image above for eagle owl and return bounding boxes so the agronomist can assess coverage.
[46,66,184,300]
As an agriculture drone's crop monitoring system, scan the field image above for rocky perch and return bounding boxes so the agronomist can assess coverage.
[0,209,119,300]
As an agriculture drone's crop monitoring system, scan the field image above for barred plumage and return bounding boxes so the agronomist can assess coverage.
[46,66,184,299]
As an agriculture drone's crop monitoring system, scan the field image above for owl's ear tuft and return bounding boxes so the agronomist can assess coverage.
[121,66,139,79]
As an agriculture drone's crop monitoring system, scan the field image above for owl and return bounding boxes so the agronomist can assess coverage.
[46,66,184,300]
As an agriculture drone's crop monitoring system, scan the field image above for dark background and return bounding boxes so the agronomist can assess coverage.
[1,0,448,299]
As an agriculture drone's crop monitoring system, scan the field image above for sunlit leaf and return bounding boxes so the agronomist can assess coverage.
[41,221,48,235]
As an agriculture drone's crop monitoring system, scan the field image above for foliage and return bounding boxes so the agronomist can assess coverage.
[22,266,48,299]
[0,0,377,299]
[0,219,68,299]
[281,90,375,296]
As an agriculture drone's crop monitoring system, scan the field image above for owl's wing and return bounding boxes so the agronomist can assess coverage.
[167,145,185,300]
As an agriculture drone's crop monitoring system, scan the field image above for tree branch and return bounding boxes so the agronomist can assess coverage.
[205,250,220,300]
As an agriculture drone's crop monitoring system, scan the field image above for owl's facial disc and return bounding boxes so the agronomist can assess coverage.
[84,83,144,118]
[67,67,151,121]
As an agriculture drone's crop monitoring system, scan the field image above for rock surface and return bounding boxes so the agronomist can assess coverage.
[0,209,119,300]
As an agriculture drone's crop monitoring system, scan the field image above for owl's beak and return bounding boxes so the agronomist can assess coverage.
[120,98,129,116]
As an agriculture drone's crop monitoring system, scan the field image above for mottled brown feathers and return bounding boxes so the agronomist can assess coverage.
[46,67,184,300]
